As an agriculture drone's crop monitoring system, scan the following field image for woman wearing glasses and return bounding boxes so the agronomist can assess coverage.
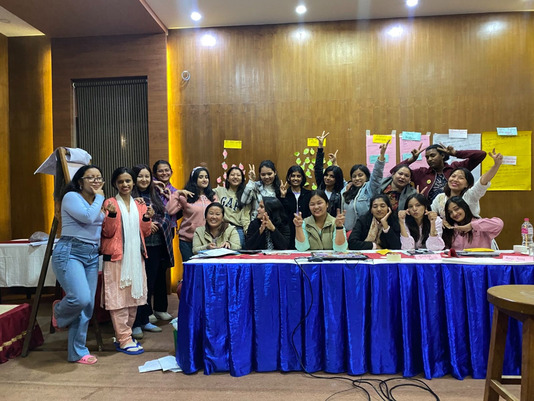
[51,165,110,364]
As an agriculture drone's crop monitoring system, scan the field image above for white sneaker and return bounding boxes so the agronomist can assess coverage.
[132,327,144,339]
[142,323,162,332]
[148,314,157,324]
[154,311,173,321]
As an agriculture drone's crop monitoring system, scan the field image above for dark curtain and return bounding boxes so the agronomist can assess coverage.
[74,77,149,196]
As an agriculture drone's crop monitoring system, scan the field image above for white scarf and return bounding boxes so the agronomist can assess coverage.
[116,195,144,299]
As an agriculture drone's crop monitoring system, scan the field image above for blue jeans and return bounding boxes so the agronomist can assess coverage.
[51,237,99,362]
[179,240,193,263]
[235,226,245,249]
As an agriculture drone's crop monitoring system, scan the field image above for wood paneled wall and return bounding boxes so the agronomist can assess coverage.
[51,34,168,167]
[8,37,54,239]
[167,13,534,249]
[0,34,9,240]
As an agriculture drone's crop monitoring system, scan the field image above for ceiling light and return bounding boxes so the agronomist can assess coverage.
[0,18,10,24]
[296,5,307,14]
[406,0,418,6]
[191,12,202,21]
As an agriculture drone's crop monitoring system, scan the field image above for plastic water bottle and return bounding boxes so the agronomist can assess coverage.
[521,218,533,247]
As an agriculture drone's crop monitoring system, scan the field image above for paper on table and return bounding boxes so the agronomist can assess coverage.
[191,248,239,258]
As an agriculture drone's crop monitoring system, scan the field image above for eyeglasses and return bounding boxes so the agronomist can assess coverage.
[82,176,104,183]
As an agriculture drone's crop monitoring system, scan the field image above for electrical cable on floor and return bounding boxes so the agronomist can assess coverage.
[291,258,441,401]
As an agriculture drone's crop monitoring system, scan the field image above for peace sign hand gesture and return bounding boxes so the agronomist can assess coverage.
[410,143,424,163]
[248,164,256,182]
[316,131,330,148]
[335,208,345,228]
[280,181,288,198]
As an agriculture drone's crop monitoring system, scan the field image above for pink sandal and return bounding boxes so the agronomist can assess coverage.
[76,355,97,365]
[52,300,62,330]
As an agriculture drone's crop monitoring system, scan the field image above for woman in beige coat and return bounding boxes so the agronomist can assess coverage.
[193,202,241,254]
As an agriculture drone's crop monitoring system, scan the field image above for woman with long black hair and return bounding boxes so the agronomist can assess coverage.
[166,167,218,262]
[245,197,290,250]
[398,193,444,251]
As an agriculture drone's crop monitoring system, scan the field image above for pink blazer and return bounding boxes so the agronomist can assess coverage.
[100,197,152,262]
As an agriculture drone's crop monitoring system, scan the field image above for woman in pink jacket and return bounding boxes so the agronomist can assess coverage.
[101,167,154,355]
[166,167,218,262]
[442,196,503,250]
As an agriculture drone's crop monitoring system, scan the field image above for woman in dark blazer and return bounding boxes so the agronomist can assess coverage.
[348,194,401,250]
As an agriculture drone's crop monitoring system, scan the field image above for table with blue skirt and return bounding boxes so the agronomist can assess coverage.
[176,254,534,378]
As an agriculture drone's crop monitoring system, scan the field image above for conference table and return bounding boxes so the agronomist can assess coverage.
[176,251,534,379]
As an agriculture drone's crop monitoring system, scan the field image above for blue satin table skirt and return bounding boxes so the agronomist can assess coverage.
[176,259,534,378]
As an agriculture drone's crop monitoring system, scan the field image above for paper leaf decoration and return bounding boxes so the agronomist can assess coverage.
[222,162,228,170]
[222,149,228,159]
[310,149,315,155]
[296,158,302,165]
[303,148,310,155]
[239,163,244,170]
[294,151,300,157]
[217,177,222,183]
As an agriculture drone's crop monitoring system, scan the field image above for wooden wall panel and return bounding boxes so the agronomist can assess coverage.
[8,37,54,239]
[51,33,168,168]
[0,34,10,240]
[168,13,534,249]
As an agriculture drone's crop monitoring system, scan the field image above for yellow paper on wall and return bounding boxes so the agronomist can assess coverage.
[307,138,323,147]
[481,131,531,191]
[373,135,391,144]
[224,140,242,149]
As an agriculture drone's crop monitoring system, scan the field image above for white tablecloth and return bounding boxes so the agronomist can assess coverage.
[0,241,56,287]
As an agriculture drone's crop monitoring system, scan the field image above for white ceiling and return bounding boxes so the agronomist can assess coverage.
[0,0,533,37]
[146,0,534,30]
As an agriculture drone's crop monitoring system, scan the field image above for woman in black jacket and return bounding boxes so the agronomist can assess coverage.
[245,197,290,250]
[279,165,311,248]
[348,194,401,250]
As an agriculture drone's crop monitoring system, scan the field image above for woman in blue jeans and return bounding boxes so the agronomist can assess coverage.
[52,165,111,364]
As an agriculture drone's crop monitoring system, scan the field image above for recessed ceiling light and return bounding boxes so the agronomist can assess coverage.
[406,0,418,7]
[191,12,202,21]
[296,5,307,15]
[0,18,10,24]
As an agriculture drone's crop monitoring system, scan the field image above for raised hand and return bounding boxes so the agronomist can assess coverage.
[335,208,345,228]
[379,140,390,161]
[248,164,256,181]
[316,131,330,148]
[280,181,288,197]
[438,143,457,156]
[328,150,339,165]
[293,212,303,227]
[410,143,424,162]
[488,148,503,166]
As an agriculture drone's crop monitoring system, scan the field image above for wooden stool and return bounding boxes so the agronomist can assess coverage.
[484,285,534,401]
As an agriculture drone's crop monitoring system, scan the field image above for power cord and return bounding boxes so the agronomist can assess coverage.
[291,258,441,401]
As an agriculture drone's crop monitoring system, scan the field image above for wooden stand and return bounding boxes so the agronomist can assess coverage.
[21,148,103,357]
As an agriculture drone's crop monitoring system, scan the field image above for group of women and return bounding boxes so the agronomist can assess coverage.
[52,161,177,363]
[52,132,505,364]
